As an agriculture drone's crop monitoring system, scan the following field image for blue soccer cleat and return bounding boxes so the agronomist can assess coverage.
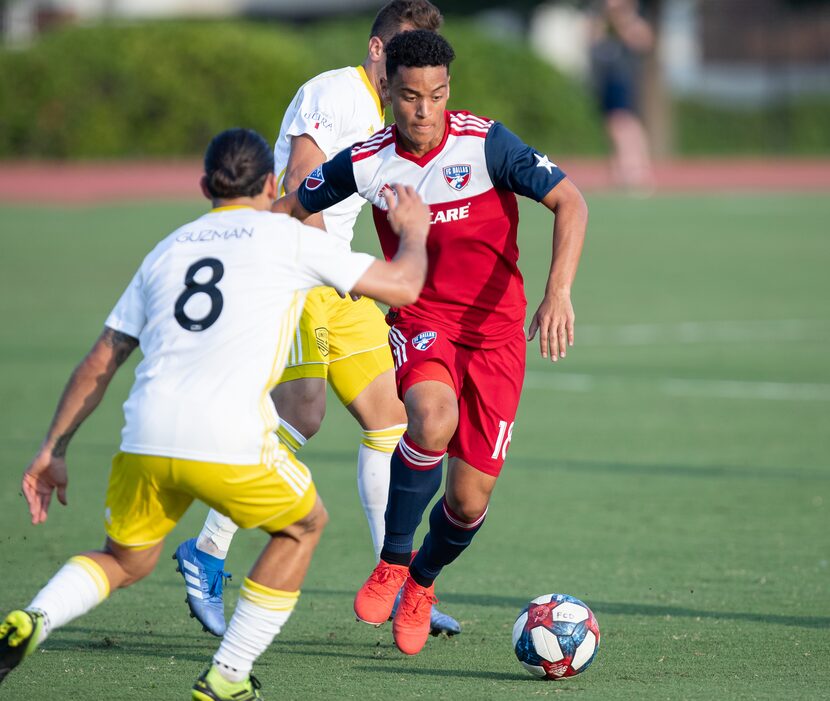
[173,538,232,637]
[391,590,462,637]
[429,603,462,637]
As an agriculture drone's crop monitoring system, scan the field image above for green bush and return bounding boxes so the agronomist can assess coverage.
[675,98,830,155]
[0,22,314,158]
[0,19,604,159]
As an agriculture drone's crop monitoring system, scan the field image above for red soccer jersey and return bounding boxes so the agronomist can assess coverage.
[298,110,567,349]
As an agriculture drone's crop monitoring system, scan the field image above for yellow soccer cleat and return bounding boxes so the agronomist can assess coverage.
[0,610,43,685]
[192,666,264,701]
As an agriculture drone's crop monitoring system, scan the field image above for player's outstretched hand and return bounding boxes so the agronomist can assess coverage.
[383,184,430,241]
[22,451,68,525]
[528,289,575,362]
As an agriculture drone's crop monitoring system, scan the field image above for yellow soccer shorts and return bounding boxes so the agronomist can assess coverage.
[279,287,394,406]
[104,450,317,550]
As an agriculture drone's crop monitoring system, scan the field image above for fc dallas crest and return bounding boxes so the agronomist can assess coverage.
[411,331,437,351]
[305,167,325,191]
[443,164,471,191]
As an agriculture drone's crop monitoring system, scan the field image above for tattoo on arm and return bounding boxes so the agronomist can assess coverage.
[101,327,139,366]
[43,328,137,458]
[52,426,79,458]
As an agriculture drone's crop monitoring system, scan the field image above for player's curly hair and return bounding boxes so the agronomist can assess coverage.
[203,128,274,200]
[371,0,443,44]
[385,29,455,80]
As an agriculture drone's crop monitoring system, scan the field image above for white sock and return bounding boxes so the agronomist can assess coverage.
[213,578,298,682]
[197,509,239,559]
[26,555,110,644]
[357,445,390,560]
[359,425,404,560]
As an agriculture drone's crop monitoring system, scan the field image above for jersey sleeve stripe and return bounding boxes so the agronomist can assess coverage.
[452,121,491,132]
[454,124,491,135]
[448,112,493,139]
[450,112,494,130]
[352,133,396,162]
[450,126,489,138]
[453,115,493,128]
[451,122,490,133]
[354,127,393,152]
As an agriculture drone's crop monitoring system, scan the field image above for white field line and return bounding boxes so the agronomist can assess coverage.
[574,319,830,347]
[524,372,830,402]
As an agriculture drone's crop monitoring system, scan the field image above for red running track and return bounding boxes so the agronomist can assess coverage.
[0,158,828,203]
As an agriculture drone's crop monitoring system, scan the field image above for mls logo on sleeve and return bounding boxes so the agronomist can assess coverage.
[443,164,471,191]
[305,167,325,191]
[412,331,437,351]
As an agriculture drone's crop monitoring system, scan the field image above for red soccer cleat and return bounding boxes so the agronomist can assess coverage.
[392,576,437,655]
[354,560,409,626]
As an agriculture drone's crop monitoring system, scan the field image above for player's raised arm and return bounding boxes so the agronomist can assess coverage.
[22,327,138,524]
[527,177,588,362]
[351,184,430,307]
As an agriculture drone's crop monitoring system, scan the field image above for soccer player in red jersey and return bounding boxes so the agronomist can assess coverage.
[276,29,588,656]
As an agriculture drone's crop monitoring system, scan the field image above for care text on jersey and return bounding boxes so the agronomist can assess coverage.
[430,202,471,225]
[377,183,472,225]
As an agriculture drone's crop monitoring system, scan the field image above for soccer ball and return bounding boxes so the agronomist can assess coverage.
[512,593,600,680]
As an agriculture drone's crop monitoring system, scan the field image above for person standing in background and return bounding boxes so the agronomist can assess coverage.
[589,0,655,192]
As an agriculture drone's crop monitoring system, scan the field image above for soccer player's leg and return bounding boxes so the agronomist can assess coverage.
[271,287,335,442]
[343,364,461,635]
[188,448,322,700]
[328,296,407,559]
[393,459,495,655]
[395,337,525,655]
[355,325,458,626]
[177,289,331,637]
[341,350,462,636]
[270,285,332,459]
[2,452,186,684]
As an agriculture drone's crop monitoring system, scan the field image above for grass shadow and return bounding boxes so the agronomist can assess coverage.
[300,589,830,630]
[351,665,529,682]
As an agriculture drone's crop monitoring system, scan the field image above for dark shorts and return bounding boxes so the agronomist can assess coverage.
[598,73,637,114]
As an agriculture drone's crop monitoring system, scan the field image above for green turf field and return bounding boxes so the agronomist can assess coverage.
[1,194,828,700]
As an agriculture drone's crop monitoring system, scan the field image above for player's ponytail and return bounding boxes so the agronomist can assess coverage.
[203,128,274,200]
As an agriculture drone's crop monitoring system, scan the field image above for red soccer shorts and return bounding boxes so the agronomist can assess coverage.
[388,322,526,477]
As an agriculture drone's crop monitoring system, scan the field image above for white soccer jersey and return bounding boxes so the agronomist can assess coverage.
[105,206,374,465]
[273,65,384,248]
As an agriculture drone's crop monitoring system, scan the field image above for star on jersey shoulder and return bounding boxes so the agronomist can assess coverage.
[534,153,557,174]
